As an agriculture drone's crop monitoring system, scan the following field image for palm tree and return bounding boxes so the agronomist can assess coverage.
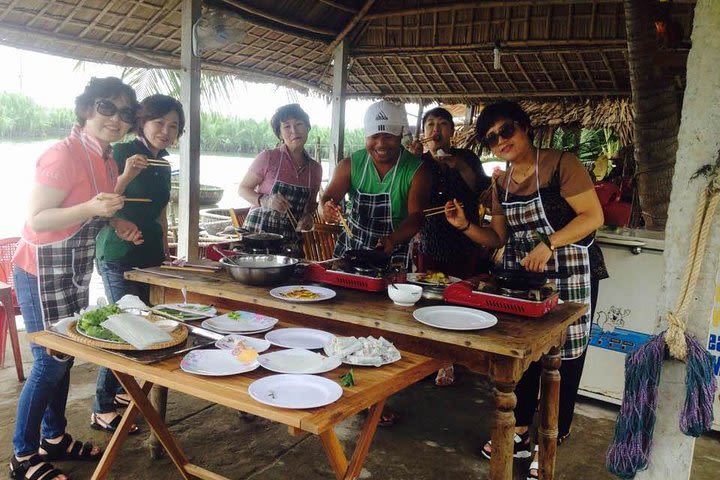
[624,0,681,229]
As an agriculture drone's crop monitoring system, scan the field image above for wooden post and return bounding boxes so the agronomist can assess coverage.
[329,39,348,174]
[538,347,561,480]
[489,358,520,480]
[177,0,201,260]
[415,101,424,139]
[636,1,720,478]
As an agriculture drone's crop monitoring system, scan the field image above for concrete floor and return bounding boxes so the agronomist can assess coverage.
[1,332,718,480]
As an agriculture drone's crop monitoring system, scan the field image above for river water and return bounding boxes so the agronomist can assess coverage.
[0,139,265,238]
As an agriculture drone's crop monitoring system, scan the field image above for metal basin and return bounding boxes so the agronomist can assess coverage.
[220,255,298,286]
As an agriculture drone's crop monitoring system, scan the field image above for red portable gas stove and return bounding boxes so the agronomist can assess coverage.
[443,275,559,317]
[304,259,406,292]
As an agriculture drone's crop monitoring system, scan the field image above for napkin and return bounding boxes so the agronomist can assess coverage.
[102,313,172,349]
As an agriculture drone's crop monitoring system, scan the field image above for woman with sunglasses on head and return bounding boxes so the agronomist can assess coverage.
[408,106,491,387]
[9,77,139,480]
[238,104,322,238]
[91,94,185,434]
[444,100,607,480]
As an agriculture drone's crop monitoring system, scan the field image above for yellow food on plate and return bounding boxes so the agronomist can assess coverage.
[281,287,321,299]
[234,346,258,364]
[416,271,450,285]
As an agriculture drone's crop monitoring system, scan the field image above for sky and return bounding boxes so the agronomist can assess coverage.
[0,45,421,129]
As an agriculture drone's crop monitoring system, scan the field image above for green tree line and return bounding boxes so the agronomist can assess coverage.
[0,92,366,156]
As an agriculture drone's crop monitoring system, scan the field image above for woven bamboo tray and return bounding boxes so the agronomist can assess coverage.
[67,320,188,351]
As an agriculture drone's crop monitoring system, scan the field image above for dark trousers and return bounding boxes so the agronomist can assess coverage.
[513,279,599,438]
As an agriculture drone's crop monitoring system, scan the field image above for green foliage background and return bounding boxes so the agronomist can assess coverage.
[0,92,367,157]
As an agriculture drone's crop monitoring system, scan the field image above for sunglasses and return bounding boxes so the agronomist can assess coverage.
[95,99,136,124]
[483,122,519,148]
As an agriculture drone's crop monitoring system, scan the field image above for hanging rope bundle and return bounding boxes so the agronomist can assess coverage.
[606,159,720,479]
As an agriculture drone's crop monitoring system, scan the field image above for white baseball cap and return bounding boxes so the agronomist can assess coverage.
[363,100,408,137]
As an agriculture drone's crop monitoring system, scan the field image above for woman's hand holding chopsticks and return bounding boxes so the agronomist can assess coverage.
[423,201,464,217]
[443,199,471,232]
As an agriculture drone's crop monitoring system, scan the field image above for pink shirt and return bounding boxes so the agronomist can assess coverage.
[248,145,322,210]
[13,127,118,275]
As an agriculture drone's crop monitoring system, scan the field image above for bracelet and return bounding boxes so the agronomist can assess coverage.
[534,230,555,251]
[458,221,471,232]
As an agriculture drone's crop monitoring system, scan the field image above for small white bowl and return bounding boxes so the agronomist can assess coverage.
[154,319,179,333]
[388,283,423,306]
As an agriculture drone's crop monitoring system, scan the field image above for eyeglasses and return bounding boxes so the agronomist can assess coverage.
[95,99,136,124]
[483,121,518,148]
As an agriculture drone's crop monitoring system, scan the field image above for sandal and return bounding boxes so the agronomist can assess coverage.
[378,409,400,428]
[527,445,539,480]
[481,430,531,460]
[557,432,570,445]
[91,413,139,435]
[434,365,455,387]
[38,433,103,462]
[9,454,65,480]
[112,394,131,409]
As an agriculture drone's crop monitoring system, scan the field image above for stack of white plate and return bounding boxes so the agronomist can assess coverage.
[201,310,278,335]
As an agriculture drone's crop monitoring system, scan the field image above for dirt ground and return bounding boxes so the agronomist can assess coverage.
[1,333,718,479]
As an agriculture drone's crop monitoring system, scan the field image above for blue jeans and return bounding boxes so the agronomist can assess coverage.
[12,266,74,457]
[94,260,150,413]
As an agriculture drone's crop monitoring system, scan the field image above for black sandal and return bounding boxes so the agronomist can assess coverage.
[9,454,65,480]
[112,394,131,409]
[481,430,532,460]
[90,413,139,435]
[38,433,102,462]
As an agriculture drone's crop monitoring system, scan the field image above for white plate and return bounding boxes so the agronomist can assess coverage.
[203,311,278,333]
[75,323,126,344]
[200,320,275,336]
[215,334,271,353]
[269,285,336,303]
[258,348,342,374]
[153,303,217,321]
[265,328,335,349]
[406,273,461,287]
[248,374,343,409]
[180,349,259,376]
[412,306,498,331]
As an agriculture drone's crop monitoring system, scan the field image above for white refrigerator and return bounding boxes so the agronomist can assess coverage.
[579,227,719,430]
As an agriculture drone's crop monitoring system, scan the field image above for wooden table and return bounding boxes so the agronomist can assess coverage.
[125,268,588,480]
[32,329,443,480]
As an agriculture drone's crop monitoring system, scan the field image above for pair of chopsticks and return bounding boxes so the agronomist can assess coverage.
[125,198,152,203]
[423,202,464,217]
[160,265,217,274]
[338,215,353,238]
[418,136,438,144]
[147,159,170,167]
[286,209,298,231]
[132,266,184,279]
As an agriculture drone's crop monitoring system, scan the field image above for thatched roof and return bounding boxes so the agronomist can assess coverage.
[455,97,634,150]
[0,1,696,103]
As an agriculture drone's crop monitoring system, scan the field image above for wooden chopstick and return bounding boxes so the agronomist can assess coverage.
[160,265,217,273]
[419,136,437,144]
[286,209,298,230]
[124,198,152,203]
[423,203,464,214]
[147,162,171,167]
[132,267,183,279]
[339,215,353,239]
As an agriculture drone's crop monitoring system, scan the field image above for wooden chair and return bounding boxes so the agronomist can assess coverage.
[302,223,342,261]
[0,237,24,381]
[229,207,251,229]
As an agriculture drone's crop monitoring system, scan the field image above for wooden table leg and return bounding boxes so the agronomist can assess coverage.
[115,373,194,480]
[319,429,348,480]
[148,384,169,459]
[538,347,561,480]
[343,399,386,480]
[490,360,519,480]
[91,380,153,480]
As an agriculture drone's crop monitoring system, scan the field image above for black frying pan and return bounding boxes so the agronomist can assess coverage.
[343,249,391,269]
[492,267,572,290]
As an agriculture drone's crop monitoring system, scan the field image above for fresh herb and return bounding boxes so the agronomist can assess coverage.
[77,304,124,342]
[227,311,242,320]
[339,369,355,387]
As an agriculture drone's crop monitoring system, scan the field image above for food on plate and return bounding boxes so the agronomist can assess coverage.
[77,304,124,342]
[227,311,242,320]
[280,287,321,300]
[325,336,401,367]
[416,271,451,285]
[233,341,259,364]
[153,307,205,320]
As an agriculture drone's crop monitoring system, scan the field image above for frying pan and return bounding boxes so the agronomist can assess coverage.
[492,267,572,290]
[343,249,391,269]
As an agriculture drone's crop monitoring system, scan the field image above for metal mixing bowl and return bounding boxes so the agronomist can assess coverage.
[220,255,299,286]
